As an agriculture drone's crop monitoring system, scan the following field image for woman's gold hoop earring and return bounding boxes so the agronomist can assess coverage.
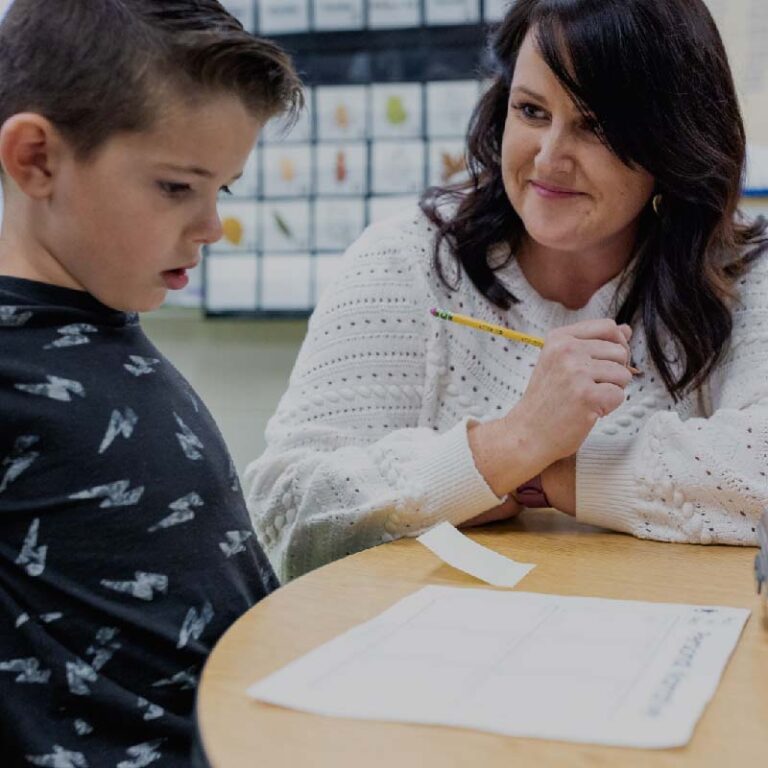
[652,193,663,217]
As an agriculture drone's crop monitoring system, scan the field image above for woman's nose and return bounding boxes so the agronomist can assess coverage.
[535,126,575,176]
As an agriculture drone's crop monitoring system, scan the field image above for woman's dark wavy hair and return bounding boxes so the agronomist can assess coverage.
[420,0,768,399]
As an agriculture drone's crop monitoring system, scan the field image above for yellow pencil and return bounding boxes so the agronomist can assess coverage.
[430,307,545,347]
[429,307,642,375]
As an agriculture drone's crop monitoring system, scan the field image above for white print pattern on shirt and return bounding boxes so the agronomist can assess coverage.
[136,697,164,721]
[16,612,62,628]
[147,492,203,533]
[151,666,197,690]
[0,435,40,494]
[228,457,240,492]
[123,356,160,377]
[177,602,214,649]
[15,375,85,402]
[101,572,169,601]
[72,719,93,736]
[44,324,98,349]
[25,745,88,767]
[69,480,144,508]
[98,408,139,454]
[0,657,52,684]
[65,659,98,696]
[219,531,253,557]
[0,305,33,326]
[15,518,47,577]
[86,627,121,671]
[187,390,200,413]
[66,628,121,696]
[116,740,164,768]
[173,413,204,460]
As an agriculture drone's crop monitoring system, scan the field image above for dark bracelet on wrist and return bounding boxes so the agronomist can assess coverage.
[513,474,550,508]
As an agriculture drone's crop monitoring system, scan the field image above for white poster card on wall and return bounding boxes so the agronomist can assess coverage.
[210,201,260,253]
[262,200,311,252]
[428,139,468,187]
[371,83,424,139]
[258,0,310,34]
[316,85,368,141]
[484,0,511,23]
[425,0,480,26]
[426,80,480,138]
[368,0,420,29]
[371,140,426,194]
[261,254,313,309]
[313,198,366,251]
[315,142,368,196]
[263,144,312,198]
[206,254,259,311]
[313,0,365,30]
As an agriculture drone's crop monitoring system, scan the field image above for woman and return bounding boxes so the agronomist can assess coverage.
[247,0,768,582]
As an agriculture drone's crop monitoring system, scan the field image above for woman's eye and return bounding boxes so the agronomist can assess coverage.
[513,102,547,121]
[158,181,192,198]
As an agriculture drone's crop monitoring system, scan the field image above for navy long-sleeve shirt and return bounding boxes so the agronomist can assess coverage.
[0,277,277,766]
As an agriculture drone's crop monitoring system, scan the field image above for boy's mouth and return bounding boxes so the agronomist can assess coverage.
[162,268,189,291]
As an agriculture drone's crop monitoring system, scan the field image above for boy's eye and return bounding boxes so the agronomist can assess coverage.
[157,181,191,198]
[219,185,233,197]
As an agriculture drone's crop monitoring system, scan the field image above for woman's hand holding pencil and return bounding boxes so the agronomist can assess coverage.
[431,309,636,500]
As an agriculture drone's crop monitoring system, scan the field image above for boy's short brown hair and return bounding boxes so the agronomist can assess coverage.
[0,0,303,159]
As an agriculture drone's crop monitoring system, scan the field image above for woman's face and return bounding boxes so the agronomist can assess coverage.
[501,31,655,256]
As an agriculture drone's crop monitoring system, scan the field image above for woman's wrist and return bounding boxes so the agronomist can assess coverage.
[467,416,551,498]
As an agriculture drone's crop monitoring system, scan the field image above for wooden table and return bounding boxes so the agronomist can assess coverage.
[197,512,768,767]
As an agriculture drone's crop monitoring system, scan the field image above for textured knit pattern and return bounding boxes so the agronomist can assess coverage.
[246,207,768,582]
[0,277,277,767]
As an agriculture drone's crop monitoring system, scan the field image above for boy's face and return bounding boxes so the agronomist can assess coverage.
[47,94,262,312]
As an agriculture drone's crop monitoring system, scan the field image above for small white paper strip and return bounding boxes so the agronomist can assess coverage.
[417,522,534,587]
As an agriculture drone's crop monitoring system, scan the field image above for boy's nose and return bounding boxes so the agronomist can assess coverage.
[192,212,224,246]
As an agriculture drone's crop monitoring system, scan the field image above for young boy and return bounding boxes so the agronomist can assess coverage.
[0,1,302,764]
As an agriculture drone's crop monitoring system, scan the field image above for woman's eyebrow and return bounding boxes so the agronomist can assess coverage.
[510,85,548,103]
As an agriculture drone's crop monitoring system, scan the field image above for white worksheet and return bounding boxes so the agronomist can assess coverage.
[248,586,749,749]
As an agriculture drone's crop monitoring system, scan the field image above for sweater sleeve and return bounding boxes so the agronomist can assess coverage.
[244,214,502,581]
[576,257,768,546]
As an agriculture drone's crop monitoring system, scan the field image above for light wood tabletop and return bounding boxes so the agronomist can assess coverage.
[197,511,768,767]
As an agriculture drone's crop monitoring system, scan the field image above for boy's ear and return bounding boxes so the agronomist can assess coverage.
[0,113,66,199]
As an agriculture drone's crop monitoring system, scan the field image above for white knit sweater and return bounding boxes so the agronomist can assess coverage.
[245,207,768,582]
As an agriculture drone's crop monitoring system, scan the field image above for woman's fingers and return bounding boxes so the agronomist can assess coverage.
[561,319,632,345]
[589,360,633,388]
[591,382,628,417]
[583,339,631,367]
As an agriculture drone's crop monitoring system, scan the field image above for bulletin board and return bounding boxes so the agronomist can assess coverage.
[203,0,766,316]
